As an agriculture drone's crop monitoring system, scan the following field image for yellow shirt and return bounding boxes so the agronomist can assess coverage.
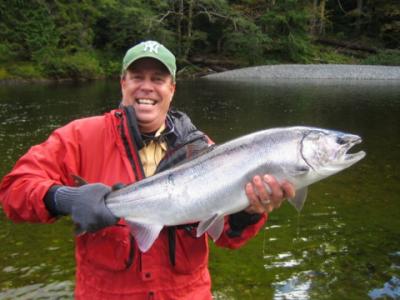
[138,124,168,177]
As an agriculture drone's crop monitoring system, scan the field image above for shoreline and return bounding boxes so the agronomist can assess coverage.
[2,64,400,85]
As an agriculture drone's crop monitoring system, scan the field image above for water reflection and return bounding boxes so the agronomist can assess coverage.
[263,205,350,298]
[367,252,400,298]
[369,276,400,299]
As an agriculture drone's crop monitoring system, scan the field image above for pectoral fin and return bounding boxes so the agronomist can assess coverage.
[126,219,163,252]
[288,187,308,212]
[197,213,225,241]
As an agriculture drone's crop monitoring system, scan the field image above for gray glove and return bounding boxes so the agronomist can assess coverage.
[52,183,119,233]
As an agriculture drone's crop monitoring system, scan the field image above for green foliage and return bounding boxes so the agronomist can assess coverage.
[259,1,315,63]
[223,17,270,65]
[50,0,100,51]
[94,50,121,77]
[176,63,205,79]
[101,60,121,78]
[372,1,400,49]
[0,43,13,63]
[326,0,399,49]
[0,0,398,80]
[362,50,400,66]
[42,51,104,80]
[314,45,357,64]
[94,0,169,53]
[0,0,59,60]
[8,63,43,79]
[0,68,10,80]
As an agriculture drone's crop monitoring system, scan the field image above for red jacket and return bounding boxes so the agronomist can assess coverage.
[0,108,266,299]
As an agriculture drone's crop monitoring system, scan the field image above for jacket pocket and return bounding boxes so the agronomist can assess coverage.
[173,228,208,274]
[81,224,133,271]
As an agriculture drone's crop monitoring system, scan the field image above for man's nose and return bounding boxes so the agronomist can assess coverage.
[139,78,154,91]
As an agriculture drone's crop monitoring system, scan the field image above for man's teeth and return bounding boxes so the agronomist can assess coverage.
[137,99,156,105]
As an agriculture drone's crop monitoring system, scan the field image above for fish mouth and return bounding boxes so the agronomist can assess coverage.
[340,135,366,164]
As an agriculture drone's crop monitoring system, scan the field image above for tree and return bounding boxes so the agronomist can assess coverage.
[258,0,315,62]
[155,0,235,61]
[0,0,59,61]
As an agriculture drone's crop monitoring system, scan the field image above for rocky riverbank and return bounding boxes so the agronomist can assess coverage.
[204,64,400,81]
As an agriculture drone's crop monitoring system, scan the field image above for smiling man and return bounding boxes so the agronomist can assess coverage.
[121,41,176,133]
[0,41,294,299]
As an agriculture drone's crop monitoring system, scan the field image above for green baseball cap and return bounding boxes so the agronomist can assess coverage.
[122,41,176,81]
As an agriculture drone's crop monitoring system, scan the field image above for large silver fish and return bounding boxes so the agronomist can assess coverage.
[106,126,366,252]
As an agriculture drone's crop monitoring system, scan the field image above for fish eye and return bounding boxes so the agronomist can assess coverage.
[336,136,347,145]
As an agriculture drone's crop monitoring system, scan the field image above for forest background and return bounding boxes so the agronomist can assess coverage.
[0,0,399,81]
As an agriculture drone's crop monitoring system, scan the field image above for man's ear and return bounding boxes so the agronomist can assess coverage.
[120,76,126,88]
[170,82,176,95]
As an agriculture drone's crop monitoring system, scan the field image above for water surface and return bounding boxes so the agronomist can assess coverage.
[0,79,399,299]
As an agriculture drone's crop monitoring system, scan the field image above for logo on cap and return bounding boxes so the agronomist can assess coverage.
[142,41,160,53]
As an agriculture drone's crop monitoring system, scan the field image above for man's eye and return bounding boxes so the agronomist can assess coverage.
[154,76,165,83]
[130,74,142,80]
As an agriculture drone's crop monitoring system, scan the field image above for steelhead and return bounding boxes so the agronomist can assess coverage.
[105,126,366,252]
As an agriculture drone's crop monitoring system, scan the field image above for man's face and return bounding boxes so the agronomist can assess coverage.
[120,58,176,133]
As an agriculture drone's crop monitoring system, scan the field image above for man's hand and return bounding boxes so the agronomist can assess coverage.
[245,175,295,214]
[52,183,119,233]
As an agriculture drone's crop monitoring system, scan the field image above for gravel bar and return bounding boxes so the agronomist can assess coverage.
[204,64,400,81]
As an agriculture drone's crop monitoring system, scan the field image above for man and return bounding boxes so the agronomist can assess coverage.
[0,41,294,299]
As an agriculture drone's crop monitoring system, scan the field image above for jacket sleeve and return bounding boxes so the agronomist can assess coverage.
[0,124,80,223]
[215,212,267,249]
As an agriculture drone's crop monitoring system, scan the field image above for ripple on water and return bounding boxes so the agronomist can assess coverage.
[273,271,316,300]
[0,281,74,299]
[264,252,303,270]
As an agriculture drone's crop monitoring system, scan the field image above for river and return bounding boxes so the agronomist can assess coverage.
[0,78,399,299]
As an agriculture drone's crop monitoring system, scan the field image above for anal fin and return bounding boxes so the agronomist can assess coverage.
[197,213,225,241]
[288,187,308,212]
[126,219,163,253]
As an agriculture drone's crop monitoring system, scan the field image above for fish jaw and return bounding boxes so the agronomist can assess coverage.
[319,133,366,176]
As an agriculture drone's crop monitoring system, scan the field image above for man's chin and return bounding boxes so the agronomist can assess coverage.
[136,117,159,132]
[136,112,156,123]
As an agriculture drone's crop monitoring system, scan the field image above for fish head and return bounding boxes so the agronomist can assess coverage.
[301,129,366,178]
